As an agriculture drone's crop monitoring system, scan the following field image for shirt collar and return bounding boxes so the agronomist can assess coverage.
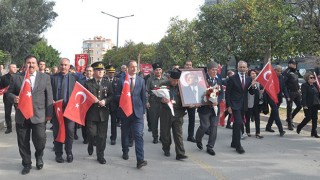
[238,72,245,77]
[30,71,37,77]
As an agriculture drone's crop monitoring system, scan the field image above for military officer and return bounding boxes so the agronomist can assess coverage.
[84,61,114,164]
[105,65,118,145]
[146,62,167,144]
[160,69,188,160]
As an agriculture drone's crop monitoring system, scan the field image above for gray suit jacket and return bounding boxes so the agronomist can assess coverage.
[8,71,53,124]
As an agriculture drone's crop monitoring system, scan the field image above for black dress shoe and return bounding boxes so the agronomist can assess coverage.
[110,140,116,145]
[164,151,170,157]
[231,143,237,149]
[187,137,196,143]
[122,153,129,160]
[83,139,88,144]
[207,148,216,156]
[55,155,64,163]
[265,128,275,132]
[67,154,73,163]
[36,156,44,170]
[129,141,133,147]
[74,134,79,140]
[88,145,93,155]
[280,131,286,137]
[176,154,188,160]
[21,166,31,175]
[196,141,203,150]
[288,124,294,131]
[97,157,106,164]
[311,133,320,138]
[137,160,147,169]
[5,128,12,134]
[236,146,245,154]
[296,125,302,134]
[153,138,159,144]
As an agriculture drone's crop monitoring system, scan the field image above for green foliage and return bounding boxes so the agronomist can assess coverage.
[103,41,156,68]
[30,39,60,67]
[155,17,200,69]
[0,0,57,66]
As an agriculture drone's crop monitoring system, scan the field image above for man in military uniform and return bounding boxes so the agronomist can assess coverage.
[160,69,187,160]
[146,62,167,144]
[283,59,302,130]
[105,65,118,145]
[84,61,114,164]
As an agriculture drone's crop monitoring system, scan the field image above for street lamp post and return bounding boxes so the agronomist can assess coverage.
[101,11,134,51]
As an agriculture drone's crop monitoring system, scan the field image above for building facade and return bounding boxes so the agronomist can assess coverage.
[82,36,114,64]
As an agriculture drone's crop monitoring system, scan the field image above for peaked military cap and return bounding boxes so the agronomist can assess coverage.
[91,61,106,70]
[106,65,116,73]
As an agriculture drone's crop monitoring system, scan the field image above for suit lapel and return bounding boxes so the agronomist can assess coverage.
[235,74,243,91]
[92,79,100,90]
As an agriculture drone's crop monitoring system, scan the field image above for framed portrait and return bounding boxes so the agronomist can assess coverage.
[178,68,209,107]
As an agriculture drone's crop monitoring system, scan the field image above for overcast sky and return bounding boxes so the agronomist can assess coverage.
[42,0,204,64]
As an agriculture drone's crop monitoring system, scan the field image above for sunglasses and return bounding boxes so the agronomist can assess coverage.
[309,76,315,79]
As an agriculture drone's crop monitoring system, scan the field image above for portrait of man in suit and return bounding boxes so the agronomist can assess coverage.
[8,55,53,175]
[179,70,207,106]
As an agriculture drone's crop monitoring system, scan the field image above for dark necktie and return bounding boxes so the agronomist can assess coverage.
[130,77,135,94]
[97,80,100,86]
[241,75,245,89]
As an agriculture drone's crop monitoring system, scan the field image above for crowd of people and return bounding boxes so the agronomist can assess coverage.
[0,55,319,175]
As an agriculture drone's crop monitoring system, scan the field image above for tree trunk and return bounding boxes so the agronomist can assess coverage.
[264,43,272,64]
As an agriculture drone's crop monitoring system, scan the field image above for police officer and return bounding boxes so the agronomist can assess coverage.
[85,61,114,164]
[146,62,167,144]
[160,69,187,160]
[283,59,302,130]
[105,65,118,145]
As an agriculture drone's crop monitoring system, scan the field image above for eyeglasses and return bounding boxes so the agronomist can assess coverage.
[309,77,315,79]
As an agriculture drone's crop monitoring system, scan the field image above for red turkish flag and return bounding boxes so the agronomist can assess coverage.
[217,64,222,74]
[54,100,65,143]
[0,86,9,96]
[256,62,280,104]
[219,100,226,126]
[18,67,34,119]
[314,72,320,92]
[63,82,96,126]
[119,72,133,117]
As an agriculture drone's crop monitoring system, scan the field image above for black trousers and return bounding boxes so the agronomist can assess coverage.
[298,105,319,134]
[110,110,117,141]
[286,91,302,123]
[3,96,13,129]
[53,118,75,156]
[231,110,244,148]
[82,125,87,141]
[16,121,46,167]
[245,107,261,134]
[186,107,196,138]
[87,120,108,158]
[266,98,284,133]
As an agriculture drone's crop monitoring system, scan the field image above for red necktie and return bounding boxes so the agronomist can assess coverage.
[241,75,245,89]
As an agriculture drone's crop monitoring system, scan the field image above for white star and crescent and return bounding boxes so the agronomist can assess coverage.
[263,70,271,81]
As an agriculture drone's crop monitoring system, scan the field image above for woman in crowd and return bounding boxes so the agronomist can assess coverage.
[296,72,320,138]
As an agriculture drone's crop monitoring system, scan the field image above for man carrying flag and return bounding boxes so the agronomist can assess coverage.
[256,64,286,136]
[83,61,113,164]
[116,60,147,169]
[8,55,53,175]
[51,58,78,163]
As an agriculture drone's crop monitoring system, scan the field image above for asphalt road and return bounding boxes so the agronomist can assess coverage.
[0,98,320,180]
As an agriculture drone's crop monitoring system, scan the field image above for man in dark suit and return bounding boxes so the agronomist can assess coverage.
[105,65,118,145]
[8,55,53,175]
[85,62,113,164]
[225,60,253,154]
[0,63,17,134]
[196,61,224,156]
[116,60,147,169]
[51,58,78,163]
[181,72,206,104]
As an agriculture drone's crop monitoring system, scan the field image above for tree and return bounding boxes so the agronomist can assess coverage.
[196,0,299,65]
[103,41,156,68]
[30,39,60,67]
[155,17,199,69]
[0,0,57,65]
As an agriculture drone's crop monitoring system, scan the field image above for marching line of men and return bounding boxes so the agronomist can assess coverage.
[1,55,319,175]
